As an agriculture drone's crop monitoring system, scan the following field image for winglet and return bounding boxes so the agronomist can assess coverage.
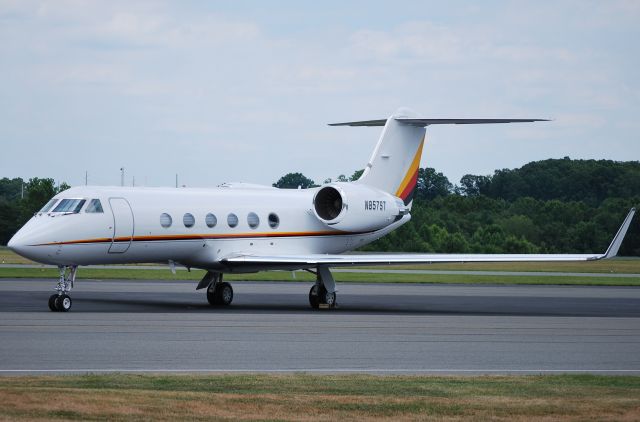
[601,208,636,259]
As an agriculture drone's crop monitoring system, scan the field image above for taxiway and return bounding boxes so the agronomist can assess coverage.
[1,279,639,374]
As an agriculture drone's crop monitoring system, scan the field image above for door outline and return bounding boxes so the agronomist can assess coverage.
[108,197,134,253]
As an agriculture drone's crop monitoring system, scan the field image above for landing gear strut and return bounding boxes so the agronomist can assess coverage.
[308,265,337,309]
[198,272,234,307]
[48,266,77,312]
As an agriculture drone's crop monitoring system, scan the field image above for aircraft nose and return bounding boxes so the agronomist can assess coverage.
[7,231,25,255]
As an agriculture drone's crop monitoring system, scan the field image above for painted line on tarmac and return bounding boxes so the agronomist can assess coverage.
[1,369,640,374]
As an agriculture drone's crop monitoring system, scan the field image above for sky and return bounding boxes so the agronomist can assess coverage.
[1,0,639,188]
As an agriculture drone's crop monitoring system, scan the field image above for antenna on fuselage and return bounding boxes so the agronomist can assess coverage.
[120,168,125,187]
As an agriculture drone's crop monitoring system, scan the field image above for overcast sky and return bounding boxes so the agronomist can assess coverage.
[1,1,639,188]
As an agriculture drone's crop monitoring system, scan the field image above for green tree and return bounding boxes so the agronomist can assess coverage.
[0,178,24,202]
[459,174,491,196]
[272,172,316,189]
[349,169,364,181]
[416,168,453,200]
[0,199,20,245]
[19,178,58,222]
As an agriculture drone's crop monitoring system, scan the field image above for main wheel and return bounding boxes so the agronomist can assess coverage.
[54,294,72,312]
[206,283,216,306]
[324,291,337,307]
[215,282,233,306]
[309,285,320,309]
[48,294,58,312]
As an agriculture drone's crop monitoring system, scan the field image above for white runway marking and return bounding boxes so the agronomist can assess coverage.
[2,369,640,374]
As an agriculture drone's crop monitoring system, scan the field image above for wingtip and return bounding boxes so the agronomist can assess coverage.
[602,208,636,259]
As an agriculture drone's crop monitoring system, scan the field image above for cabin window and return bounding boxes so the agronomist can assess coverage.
[205,213,217,228]
[39,199,58,213]
[268,212,279,229]
[160,213,172,228]
[53,199,86,214]
[85,199,104,213]
[183,213,195,228]
[247,212,259,229]
[227,213,238,228]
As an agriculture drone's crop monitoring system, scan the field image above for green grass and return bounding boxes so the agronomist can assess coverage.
[355,257,640,274]
[1,266,639,286]
[0,246,34,264]
[1,374,639,420]
[8,373,638,397]
[2,246,640,273]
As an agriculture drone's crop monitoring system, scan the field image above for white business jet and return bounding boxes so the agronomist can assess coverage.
[7,108,636,312]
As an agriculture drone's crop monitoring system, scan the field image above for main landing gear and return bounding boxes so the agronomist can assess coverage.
[197,272,234,307]
[308,265,337,309]
[48,265,77,312]
[196,267,337,309]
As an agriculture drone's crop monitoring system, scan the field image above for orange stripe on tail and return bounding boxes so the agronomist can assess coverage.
[394,136,425,204]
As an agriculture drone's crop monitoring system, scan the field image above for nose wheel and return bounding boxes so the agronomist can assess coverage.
[48,266,77,312]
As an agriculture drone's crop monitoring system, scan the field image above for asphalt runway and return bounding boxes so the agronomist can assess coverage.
[1,278,639,374]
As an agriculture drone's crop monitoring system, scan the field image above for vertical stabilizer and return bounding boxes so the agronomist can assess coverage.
[355,108,426,207]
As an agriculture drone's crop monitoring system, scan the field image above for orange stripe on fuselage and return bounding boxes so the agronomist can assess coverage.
[394,135,425,200]
[31,230,365,246]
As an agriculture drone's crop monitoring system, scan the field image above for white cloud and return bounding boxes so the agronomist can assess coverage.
[0,1,638,187]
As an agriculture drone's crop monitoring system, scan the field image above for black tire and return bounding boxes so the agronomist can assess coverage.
[308,285,320,309]
[318,284,327,301]
[215,282,233,306]
[48,294,58,312]
[206,284,217,306]
[55,294,72,312]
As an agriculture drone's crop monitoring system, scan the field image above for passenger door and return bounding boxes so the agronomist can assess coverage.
[108,198,134,253]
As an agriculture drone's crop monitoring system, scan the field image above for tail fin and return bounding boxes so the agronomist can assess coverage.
[341,108,426,207]
[330,108,548,208]
[358,110,425,206]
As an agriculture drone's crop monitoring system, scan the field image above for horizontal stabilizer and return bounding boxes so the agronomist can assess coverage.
[329,118,549,127]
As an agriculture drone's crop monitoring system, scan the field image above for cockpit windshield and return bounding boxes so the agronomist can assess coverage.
[85,199,104,213]
[52,199,86,214]
[39,199,58,213]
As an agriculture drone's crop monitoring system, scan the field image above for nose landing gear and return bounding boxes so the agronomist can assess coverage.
[48,266,77,312]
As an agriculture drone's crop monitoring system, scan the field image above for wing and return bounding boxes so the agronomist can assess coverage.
[223,208,635,268]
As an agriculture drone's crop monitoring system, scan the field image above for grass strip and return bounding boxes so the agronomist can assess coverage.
[0,374,639,420]
[1,267,640,286]
[2,247,640,273]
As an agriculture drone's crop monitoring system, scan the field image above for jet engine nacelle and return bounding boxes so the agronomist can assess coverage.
[312,183,408,232]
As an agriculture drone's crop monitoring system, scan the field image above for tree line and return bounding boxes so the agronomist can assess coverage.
[274,158,640,256]
[0,178,71,245]
[2,158,638,255]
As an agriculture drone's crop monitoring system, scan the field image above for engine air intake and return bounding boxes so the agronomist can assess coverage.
[314,186,343,221]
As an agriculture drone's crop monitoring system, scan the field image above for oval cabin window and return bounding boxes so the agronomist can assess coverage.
[227,213,238,228]
[247,212,259,229]
[268,213,279,229]
[183,213,195,228]
[205,213,217,228]
[160,213,172,228]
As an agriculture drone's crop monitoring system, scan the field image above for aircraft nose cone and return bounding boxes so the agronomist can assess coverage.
[7,231,25,255]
